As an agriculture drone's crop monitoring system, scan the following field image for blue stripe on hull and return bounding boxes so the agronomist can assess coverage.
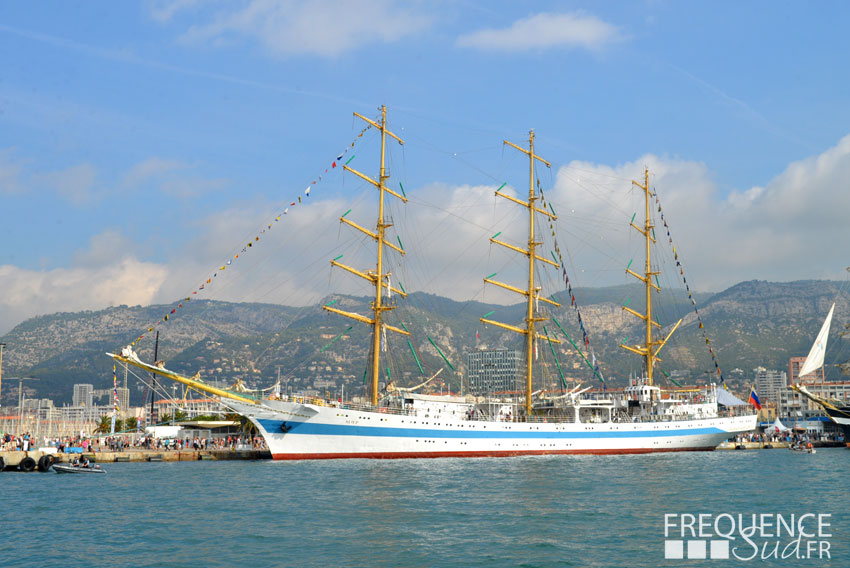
[257,419,725,439]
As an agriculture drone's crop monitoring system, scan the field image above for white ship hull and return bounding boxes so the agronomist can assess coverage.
[226,399,757,460]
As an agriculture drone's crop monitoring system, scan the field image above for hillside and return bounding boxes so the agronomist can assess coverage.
[1,280,849,405]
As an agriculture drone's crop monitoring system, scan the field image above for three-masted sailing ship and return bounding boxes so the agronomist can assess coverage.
[109,107,757,459]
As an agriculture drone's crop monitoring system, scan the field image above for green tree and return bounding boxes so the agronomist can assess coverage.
[94,415,123,433]
[94,415,111,434]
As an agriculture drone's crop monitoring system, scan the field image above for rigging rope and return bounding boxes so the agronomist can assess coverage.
[537,179,604,384]
[654,189,728,389]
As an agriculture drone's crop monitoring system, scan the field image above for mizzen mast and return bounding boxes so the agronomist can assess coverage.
[323,106,409,406]
[621,168,681,385]
[480,130,561,417]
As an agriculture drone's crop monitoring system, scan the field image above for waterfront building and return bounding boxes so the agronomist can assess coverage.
[72,383,94,408]
[788,356,824,384]
[753,367,787,404]
[777,380,850,434]
[465,349,521,396]
[116,387,130,412]
[153,397,226,422]
[91,386,131,411]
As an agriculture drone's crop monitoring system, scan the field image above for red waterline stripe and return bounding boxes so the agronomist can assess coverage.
[271,447,716,460]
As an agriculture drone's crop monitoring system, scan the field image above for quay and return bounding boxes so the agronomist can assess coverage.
[0,448,271,471]
[717,440,847,450]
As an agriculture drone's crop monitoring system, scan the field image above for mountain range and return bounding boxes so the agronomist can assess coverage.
[2,279,849,406]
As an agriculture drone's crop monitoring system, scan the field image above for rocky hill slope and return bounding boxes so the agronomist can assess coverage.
[2,280,849,405]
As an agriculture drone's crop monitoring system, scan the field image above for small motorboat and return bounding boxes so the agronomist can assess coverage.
[789,443,816,454]
[53,463,106,474]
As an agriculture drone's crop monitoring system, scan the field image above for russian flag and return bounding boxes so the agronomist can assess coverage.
[748,388,762,410]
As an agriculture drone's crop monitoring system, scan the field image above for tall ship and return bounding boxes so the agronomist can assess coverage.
[110,106,757,458]
[790,303,850,446]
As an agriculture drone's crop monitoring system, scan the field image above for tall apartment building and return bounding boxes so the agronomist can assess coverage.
[72,383,93,408]
[788,356,825,384]
[466,349,520,395]
[753,367,787,404]
[115,387,130,412]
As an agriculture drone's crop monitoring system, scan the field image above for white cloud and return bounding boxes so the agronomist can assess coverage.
[0,151,226,209]
[148,0,203,23]
[159,176,228,199]
[397,182,532,304]
[544,134,850,291]
[0,149,25,194]
[0,228,168,334]
[37,163,98,205]
[179,0,434,57]
[0,256,168,335]
[71,230,138,268]
[457,11,624,52]
[4,135,850,335]
[122,156,229,199]
[149,196,352,307]
[124,157,186,187]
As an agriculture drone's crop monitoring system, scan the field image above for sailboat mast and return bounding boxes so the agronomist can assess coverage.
[622,168,681,385]
[371,106,389,407]
[149,330,159,424]
[480,130,560,418]
[622,169,658,383]
[524,131,538,415]
[641,169,654,384]
[323,106,409,407]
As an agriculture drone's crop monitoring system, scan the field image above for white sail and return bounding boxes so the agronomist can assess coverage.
[798,302,835,379]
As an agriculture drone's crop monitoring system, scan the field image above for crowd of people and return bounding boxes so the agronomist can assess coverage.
[734,430,845,444]
[1,431,267,452]
[1,432,35,451]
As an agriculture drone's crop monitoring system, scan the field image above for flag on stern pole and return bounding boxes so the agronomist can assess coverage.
[748,387,762,410]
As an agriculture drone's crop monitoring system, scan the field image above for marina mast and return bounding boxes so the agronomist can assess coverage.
[480,130,561,416]
[323,106,409,406]
[621,168,681,385]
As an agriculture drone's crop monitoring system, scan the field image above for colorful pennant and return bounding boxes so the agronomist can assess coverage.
[537,180,603,383]
[654,192,727,388]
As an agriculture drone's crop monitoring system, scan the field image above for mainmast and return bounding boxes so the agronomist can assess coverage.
[621,168,681,385]
[323,106,409,406]
[480,130,561,416]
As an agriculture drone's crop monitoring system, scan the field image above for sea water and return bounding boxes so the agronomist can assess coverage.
[2,448,847,567]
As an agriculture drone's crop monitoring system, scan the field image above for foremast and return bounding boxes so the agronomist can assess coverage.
[621,168,681,385]
[480,130,561,416]
[322,106,409,406]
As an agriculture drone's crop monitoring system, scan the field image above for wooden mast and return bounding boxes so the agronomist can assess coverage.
[480,130,560,417]
[322,106,409,406]
[621,168,681,385]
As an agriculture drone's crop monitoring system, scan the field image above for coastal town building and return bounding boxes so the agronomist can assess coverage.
[72,383,93,408]
[788,356,825,384]
[153,397,226,423]
[753,367,787,404]
[92,387,130,411]
[777,380,850,434]
[465,348,521,396]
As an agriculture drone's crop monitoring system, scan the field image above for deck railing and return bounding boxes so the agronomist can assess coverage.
[276,395,754,424]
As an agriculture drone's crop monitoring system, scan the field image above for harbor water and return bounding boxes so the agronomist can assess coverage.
[2,448,847,567]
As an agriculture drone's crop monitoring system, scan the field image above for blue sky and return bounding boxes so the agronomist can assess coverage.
[2,1,850,335]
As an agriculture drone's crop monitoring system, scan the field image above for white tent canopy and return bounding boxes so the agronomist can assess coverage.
[717,387,747,406]
[769,418,791,433]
